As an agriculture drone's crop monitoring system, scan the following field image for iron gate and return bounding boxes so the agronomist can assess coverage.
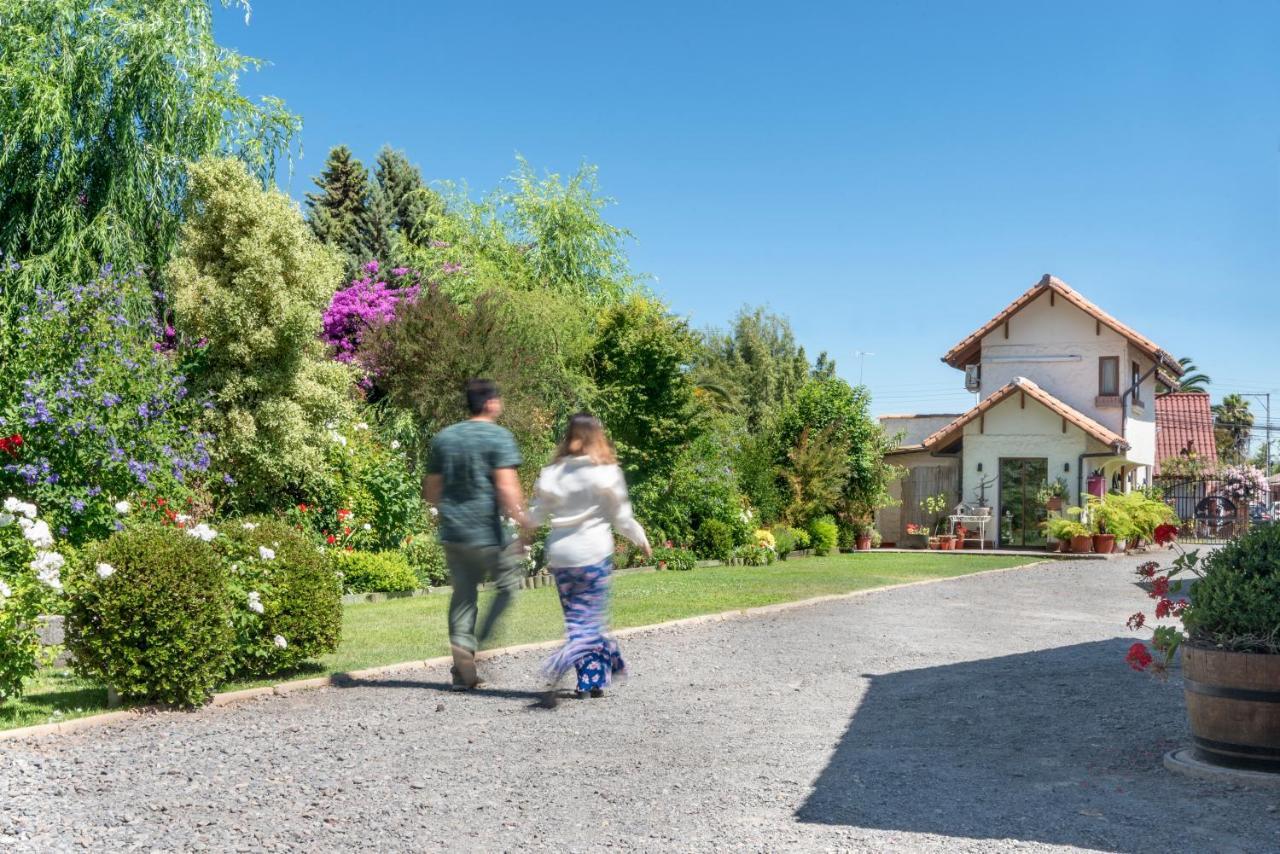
[1155,476,1270,543]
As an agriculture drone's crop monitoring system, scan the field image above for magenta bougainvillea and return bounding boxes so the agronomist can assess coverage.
[321,262,419,364]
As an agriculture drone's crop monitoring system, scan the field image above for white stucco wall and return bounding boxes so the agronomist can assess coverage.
[974,290,1129,434]
[959,393,1096,545]
[1121,346,1157,472]
[879,414,962,447]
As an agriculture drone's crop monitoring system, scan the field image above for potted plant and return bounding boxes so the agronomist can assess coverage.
[918,493,951,551]
[852,519,875,551]
[1042,517,1078,552]
[953,524,968,550]
[1036,477,1069,513]
[1127,523,1280,772]
[937,533,955,550]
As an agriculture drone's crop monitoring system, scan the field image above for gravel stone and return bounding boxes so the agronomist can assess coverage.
[3,555,1278,852]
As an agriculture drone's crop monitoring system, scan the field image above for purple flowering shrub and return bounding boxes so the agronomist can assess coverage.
[1221,464,1268,502]
[321,261,419,370]
[0,268,214,543]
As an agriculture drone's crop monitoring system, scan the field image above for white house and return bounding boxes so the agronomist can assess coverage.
[883,274,1183,548]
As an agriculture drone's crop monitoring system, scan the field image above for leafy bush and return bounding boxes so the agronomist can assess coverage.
[734,543,775,566]
[216,518,342,678]
[771,525,797,560]
[332,549,417,593]
[792,527,812,551]
[1,496,67,703]
[168,157,355,507]
[694,518,736,561]
[402,532,448,587]
[653,546,696,572]
[66,525,231,706]
[808,515,838,556]
[0,268,211,544]
[1185,523,1280,653]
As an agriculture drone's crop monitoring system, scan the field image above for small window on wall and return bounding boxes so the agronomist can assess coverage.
[1131,361,1141,403]
[1099,357,1119,396]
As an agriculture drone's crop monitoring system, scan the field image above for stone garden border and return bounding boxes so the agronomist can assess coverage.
[3,555,1047,742]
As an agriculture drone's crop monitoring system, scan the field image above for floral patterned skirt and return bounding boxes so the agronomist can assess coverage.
[540,557,625,692]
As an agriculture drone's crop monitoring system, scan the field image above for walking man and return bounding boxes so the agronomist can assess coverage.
[424,379,529,690]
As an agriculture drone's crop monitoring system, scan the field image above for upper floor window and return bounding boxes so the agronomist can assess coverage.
[1131,361,1141,403]
[1099,357,1119,397]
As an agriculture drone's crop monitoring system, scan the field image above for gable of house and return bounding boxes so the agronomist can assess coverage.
[1154,393,1218,475]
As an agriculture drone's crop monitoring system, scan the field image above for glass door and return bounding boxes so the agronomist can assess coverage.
[999,458,1048,548]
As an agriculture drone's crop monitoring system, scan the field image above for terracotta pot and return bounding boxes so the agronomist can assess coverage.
[938,535,955,551]
[1056,539,1068,553]
[1070,535,1093,553]
[1046,497,1063,512]
[856,535,872,551]
[1092,534,1116,554]
[1183,645,1280,771]
[927,536,940,550]
[954,527,967,549]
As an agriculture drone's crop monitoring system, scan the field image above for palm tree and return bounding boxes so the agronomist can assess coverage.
[1213,393,1253,464]
[1173,356,1211,393]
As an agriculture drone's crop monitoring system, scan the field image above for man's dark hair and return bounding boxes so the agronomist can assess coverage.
[465,378,500,415]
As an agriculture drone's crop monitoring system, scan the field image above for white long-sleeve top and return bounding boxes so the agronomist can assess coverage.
[527,456,649,569]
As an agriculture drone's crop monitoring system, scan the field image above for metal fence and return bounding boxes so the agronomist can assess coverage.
[1154,477,1268,543]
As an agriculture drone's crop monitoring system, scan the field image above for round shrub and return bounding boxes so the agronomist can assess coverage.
[808,515,838,556]
[734,543,775,566]
[333,549,417,593]
[694,518,736,561]
[792,527,812,551]
[653,546,697,572]
[66,525,231,707]
[1,497,67,704]
[1186,522,1280,653]
[217,517,343,678]
[402,532,448,587]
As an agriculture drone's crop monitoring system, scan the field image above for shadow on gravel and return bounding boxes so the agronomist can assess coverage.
[329,675,547,703]
[794,638,1265,853]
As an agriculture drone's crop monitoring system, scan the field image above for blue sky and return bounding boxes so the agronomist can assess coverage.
[217,1,1280,420]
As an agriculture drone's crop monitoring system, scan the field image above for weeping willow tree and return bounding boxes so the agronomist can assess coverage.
[0,0,299,298]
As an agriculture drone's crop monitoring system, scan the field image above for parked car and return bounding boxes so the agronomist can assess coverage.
[1249,504,1273,524]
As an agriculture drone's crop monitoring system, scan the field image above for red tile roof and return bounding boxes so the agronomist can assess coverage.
[941,275,1183,375]
[920,377,1130,452]
[1155,393,1218,475]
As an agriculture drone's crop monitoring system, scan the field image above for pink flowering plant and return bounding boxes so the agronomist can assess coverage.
[321,261,420,381]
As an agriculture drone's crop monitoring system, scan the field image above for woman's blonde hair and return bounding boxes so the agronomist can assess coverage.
[555,412,617,465]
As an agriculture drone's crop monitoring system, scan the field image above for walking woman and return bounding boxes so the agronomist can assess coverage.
[527,413,650,705]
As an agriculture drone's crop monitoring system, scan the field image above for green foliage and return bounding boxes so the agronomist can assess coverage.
[1214,393,1253,465]
[332,550,417,594]
[653,546,697,572]
[0,502,62,704]
[694,518,737,561]
[1042,517,1088,541]
[589,296,703,490]
[782,426,850,526]
[770,525,798,559]
[694,307,812,430]
[0,0,298,307]
[401,532,448,588]
[168,157,355,507]
[733,428,786,525]
[376,147,447,249]
[733,543,775,566]
[217,518,342,677]
[807,515,839,556]
[312,419,423,551]
[66,525,231,706]
[305,146,384,279]
[1185,523,1280,653]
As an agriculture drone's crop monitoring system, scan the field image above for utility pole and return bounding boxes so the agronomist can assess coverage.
[853,351,874,386]
[1241,392,1272,474]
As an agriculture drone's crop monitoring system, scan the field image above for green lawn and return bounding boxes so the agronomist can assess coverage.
[2,552,1035,731]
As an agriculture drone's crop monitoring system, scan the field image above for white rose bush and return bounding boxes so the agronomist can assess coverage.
[1,496,68,703]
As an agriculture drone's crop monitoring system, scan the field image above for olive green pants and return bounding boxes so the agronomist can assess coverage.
[443,543,523,652]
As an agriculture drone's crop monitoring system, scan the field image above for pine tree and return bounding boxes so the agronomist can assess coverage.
[305,145,378,278]
[374,147,445,246]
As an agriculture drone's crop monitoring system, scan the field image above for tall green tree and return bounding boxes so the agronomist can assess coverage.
[374,147,447,248]
[695,307,812,431]
[168,158,354,506]
[1214,393,1254,465]
[782,426,850,526]
[305,146,384,279]
[0,0,298,338]
[588,296,703,490]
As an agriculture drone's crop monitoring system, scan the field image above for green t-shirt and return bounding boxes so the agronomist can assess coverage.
[427,420,523,547]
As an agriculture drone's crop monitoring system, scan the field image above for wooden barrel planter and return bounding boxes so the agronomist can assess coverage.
[1182,645,1280,771]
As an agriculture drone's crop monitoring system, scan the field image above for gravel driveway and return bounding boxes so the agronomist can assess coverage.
[3,555,1278,853]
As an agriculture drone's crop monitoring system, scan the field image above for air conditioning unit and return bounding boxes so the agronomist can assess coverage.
[964,364,981,393]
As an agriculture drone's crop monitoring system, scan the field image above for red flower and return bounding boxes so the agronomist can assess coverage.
[1154,598,1174,619]
[1150,575,1170,598]
[1126,612,1146,630]
[1154,524,1178,546]
[0,434,23,457]
[326,534,336,545]
[298,503,309,513]
[343,526,351,536]
[1136,561,1159,578]
[156,498,166,507]
[1126,642,1154,671]
[337,508,352,521]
